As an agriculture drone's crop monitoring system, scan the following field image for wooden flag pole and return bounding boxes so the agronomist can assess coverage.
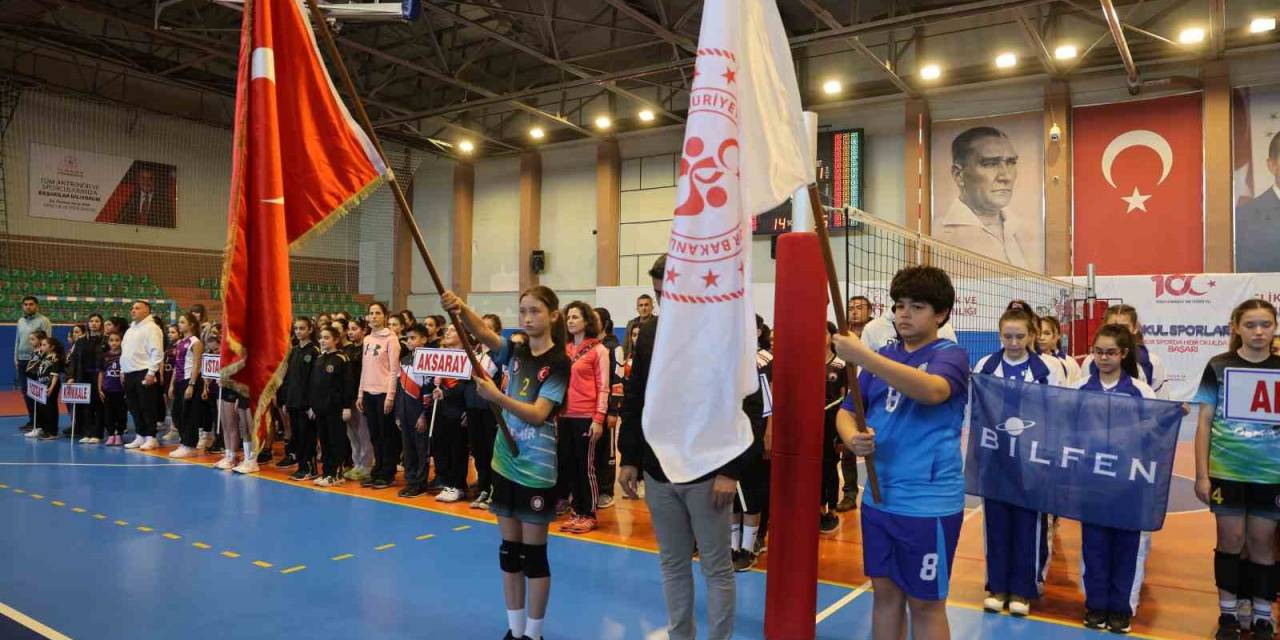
[304,0,518,455]
[807,185,881,503]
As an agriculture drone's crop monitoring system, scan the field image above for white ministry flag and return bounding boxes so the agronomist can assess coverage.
[642,0,812,482]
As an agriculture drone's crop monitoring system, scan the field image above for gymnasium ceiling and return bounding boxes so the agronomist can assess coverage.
[0,0,1276,157]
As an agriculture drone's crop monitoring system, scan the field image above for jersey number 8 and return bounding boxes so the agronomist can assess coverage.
[920,553,939,581]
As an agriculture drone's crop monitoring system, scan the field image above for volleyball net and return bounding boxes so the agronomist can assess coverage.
[837,207,1087,362]
[0,84,422,326]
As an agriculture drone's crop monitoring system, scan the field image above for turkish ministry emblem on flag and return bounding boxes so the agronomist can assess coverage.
[1073,93,1203,275]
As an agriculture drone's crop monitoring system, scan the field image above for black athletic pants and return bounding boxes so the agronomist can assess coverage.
[431,410,468,491]
[74,377,103,439]
[316,409,348,478]
[558,417,600,518]
[288,407,317,473]
[104,391,128,436]
[400,403,429,489]
[173,379,196,447]
[822,406,840,510]
[363,392,401,484]
[124,370,160,437]
[595,419,617,498]
[465,408,496,494]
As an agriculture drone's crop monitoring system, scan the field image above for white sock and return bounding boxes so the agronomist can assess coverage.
[1253,597,1273,624]
[742,525,758,552]
[731,523,742,550]
[506,609,526,637]
[525,616,543,640]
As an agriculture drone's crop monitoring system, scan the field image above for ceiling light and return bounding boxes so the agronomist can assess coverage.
[995,52,1018,69]
[1178,27,1206,44]
[920,64,942,81]
[529,127,545,140]
[457,140,474,154]
[1054,44,1078,60]
[1251,17,1277,33]
[638,109,655,122]
[822,79,842,95]
[594,115,612,130]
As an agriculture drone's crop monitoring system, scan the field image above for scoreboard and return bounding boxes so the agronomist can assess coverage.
[752,128,863,236]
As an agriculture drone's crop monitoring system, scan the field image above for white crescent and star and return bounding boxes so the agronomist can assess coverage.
[1100,129,1173,213]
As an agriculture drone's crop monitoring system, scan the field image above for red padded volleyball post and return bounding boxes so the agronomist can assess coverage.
[763,231,828,640]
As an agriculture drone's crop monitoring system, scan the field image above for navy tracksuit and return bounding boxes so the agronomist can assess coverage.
[977,351,1056,600]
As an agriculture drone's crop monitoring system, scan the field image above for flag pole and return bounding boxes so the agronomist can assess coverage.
[807,185,881,503]
[303,0,518,456]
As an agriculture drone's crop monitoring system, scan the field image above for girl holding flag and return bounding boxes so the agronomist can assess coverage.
[1194,299,1280,640]
[442,286,569,640]
[1067,324,1157,634]
[973,308,1063,617]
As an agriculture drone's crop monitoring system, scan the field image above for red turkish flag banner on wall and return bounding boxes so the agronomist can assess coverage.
[1072,93,1203,275]
[220,0,388,454]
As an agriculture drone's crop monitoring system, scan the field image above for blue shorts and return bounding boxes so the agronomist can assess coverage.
[861,504,964,601]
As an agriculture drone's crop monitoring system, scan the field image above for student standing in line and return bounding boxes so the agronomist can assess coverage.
[594,306,622,510]
[1195,300,1280,640]
[343,318,374,482]
[1080,305,1168,397]
[1037,316,1081,381]
[442,286,569,640]
[358,303,402,491]
[282,317,320,480]
[427,324,471,503]
[973,308,1064,618]
[29,335,65,441]
[396,323,432,498]
[820,322,847,535]
[71,316,105,444]
[832,266,970,640]
[467,316,502,510]
[309,326,354,487]
[556,302,610,534]
[837,296,872,513]
[732,317,773,573]
[167,313,203,458]
[98,331,127,446]
[196,323,222,454]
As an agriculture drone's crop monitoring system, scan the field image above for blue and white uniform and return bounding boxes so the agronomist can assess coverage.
[843,338,970,600]
[1068,371,1156,616]
[973,350,1063,600]
[1080,345,1167,397]
[1044,348,1081,382]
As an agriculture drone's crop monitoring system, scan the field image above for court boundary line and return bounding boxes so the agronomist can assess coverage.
[0,462,191,468]
[0,602,72,640]
[815,580,873,623]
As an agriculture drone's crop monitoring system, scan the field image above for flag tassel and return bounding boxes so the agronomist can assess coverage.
[303,0,518,456]
[808,184,881,503]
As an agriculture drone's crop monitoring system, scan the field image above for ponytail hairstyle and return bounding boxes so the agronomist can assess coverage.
[1040,316,1064,353]
[294,315,316,343]
[1228,298,1279,352]
[1094,323,1140,379]
[1005,300,1041,345]
[42,335,66,365]
[179,311,199,337]
[518,285,566,354]
[1103,304,1144,345]
[998,307,1037,337]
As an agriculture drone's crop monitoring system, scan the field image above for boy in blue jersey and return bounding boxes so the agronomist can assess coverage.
[832,266,970,640]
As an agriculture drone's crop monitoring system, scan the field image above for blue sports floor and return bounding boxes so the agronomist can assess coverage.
[0,414,1146,639]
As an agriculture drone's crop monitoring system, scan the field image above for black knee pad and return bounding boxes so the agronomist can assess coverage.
[499,540,523,574]
[1216,550,1242,594]
[521,543,550,579]
[1252,562,1278,602]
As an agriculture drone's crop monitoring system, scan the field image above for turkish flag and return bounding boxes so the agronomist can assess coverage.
[220,0,388,454]
[1072,93,1202,275]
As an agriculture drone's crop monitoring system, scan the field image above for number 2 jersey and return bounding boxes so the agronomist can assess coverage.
[489,336,570,489]
[842,338,970,517]
[1194,351,1280,484]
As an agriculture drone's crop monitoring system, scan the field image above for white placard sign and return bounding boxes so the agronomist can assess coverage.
[413,348,473,380]
[26,379,48,404]
[1223,368,1280,424]
[759,373,773,418]
[60,383,92,405]
[202,354,222,381]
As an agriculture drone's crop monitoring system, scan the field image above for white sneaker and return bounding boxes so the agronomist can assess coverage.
[196,432,212,450]
[983,593,1006,613]
[124,435,145,449]
[140,437,159,451]
[78,436,90,443]
[24,429,42,439]
[159,428,179,445]
[83,437,101,444]
[232,459,260,474]
[1008,597,1030,617]
[435,487,462,503]
[213,455,236,470]
[169,445,196,458]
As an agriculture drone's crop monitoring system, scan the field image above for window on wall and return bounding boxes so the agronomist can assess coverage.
[619,153,678,286]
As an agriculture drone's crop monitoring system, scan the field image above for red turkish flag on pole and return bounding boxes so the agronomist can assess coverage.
[1072,93,1203,275]
[220,0,389,454]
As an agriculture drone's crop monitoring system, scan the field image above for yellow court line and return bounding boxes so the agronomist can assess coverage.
[71,507,86,513]
[92,514,106,520]
[114,520,128,526]
[136,526,154,533]
[50,500,64,507]
[0,602,72,640]
[280,565,306,574]
[29,494,43,499]
[0,483,8,488]
[221,551,240,559]
[162,533,182,540]
[192,542,212,550]
[331,553,354,561]
[375,543,396,551]
[253,561,273,568]
[415,534,435,541]
[12,488,24,493]
[452,525,470,532]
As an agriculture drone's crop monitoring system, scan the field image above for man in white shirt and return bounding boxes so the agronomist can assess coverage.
[121,300,165,450]
[934,126,1038,271]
